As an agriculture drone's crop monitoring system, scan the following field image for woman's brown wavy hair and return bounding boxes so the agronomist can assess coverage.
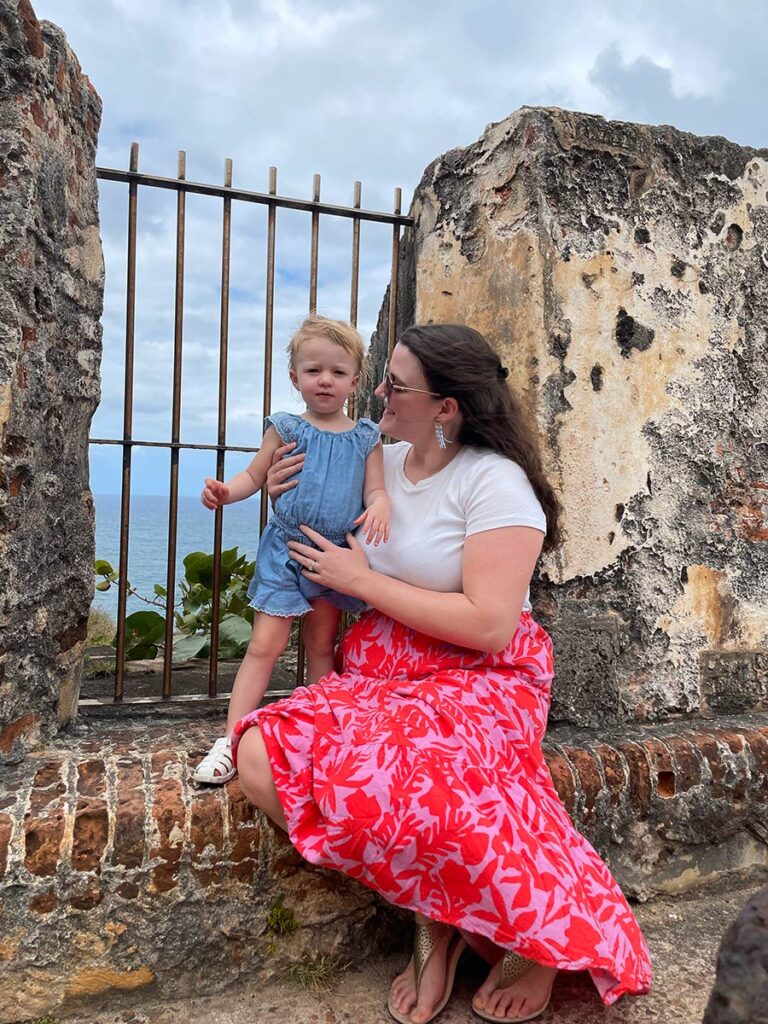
[399,324,563,552]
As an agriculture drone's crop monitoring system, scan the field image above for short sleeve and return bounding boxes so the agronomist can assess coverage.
[463,455,547,537]
[264,412,298,445]
[356,417,381,458]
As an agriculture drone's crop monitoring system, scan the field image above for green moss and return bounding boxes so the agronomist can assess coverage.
[287,952,351,993]
[25,1016,60,1024]
[266,897,297,937]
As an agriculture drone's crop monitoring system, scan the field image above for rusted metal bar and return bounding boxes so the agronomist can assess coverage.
[114,142,139,702]
[95,166,413,226]
[209,158,233,697]
[260,166,277,533]
[162,151,187,700]
[347,180,362,422]
[388,187,402,357]
[90,438,258,453]
[309,173,320,313]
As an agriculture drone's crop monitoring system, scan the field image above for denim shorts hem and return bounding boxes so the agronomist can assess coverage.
[248,600,309,618]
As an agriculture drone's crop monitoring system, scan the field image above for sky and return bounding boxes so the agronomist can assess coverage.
[32,0,768,496]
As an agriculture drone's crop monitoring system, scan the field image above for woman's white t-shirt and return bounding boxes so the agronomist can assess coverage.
[364,442,547,612]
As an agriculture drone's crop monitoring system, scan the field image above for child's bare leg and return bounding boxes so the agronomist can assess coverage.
[225,613,293,733]
[302,599,342,684]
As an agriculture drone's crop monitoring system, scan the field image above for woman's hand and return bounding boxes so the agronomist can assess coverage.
[266,442,305,504]
[287,526,372,598]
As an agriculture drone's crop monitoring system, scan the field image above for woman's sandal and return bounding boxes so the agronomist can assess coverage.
[472,951,551,1024]
[388,920,467,1024]
[193,736,236,784]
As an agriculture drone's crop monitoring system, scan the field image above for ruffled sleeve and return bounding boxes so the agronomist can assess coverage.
[264,412,300,445]
[355,417,381,458]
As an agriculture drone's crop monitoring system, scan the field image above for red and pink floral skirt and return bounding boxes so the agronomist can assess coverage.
[232,609,652,1005]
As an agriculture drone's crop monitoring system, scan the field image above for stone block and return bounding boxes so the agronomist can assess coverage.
[367,105,768,725]
[0,0,103,760]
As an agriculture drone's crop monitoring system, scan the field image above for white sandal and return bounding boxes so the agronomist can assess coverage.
[193,736,236,784]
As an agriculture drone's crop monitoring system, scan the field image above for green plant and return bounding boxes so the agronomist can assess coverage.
[94,547,256,661]
[266,897,298,938]
[287,952,351,993]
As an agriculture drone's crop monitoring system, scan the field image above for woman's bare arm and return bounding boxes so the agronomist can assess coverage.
[288,525,544,652]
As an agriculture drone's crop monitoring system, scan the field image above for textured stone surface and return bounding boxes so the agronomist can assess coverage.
[39,869,768,1024]
[0,0,103,761]
[703,882,768,1023]
[3,713,768,1021]
[366,106,768,728]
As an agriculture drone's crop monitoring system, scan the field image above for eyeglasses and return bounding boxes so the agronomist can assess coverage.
[381,360,441,400]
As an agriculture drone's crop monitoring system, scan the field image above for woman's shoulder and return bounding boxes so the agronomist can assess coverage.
[458,445,530,483]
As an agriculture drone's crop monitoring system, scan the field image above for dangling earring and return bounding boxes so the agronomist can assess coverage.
[434,420,447,449]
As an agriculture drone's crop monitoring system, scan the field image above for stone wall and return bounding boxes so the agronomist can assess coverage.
[0,0,103,761]
[368,107,768,729]
[3,714,768,1021]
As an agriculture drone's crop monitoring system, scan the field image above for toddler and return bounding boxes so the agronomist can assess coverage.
[194,315,390,784]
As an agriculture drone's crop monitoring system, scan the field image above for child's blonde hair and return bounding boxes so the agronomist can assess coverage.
[287,314,367,379]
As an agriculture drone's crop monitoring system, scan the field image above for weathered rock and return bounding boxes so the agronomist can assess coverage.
[367,107,768,728]
[0,0,103,761]
[703,882,768,1023]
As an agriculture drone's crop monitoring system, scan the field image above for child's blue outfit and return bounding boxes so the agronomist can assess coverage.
[247,412,380,617]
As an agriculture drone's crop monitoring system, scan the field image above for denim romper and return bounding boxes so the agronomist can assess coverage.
[247,412,381,617]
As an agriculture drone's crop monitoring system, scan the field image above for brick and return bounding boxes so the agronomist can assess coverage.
[543,751,576,817]
[116,881,140,900]
[27,761,65,815]
[24,811,65,876]
[0,813,11,877]
[149,754,185,894]
[690,733,727,798]
[665,736,702,793]
[617,741,651,818]
[190,788,224,888]
[72,801,109,872]
[112,760,145,870]
[594,744,627,806]
[227,781,262,883]
[29,888,57,914]
[70,883,103,910]
[565,747,602,820]
[76,759,106,799]
[642,738,676,798]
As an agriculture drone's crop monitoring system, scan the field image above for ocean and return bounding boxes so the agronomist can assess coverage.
[93,493,263,622]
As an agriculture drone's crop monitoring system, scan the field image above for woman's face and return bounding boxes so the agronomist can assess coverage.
[374,343,443,444]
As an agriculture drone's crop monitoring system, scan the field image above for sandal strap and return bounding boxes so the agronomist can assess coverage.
[499,950,536,988]
[413,921,453,996]
[197,737,233,773]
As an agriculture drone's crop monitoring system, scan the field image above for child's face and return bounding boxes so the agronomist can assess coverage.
[290,334,360,415]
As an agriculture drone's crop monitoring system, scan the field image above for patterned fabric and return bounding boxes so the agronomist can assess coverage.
[231,610,653,1006]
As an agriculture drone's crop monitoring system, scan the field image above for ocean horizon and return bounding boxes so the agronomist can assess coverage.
[93,493,263,622]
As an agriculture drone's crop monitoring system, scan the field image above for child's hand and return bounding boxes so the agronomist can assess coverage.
[354,495,391,546]
[201,477,230,509]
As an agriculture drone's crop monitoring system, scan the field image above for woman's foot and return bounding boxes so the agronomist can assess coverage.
[388,922,457,1024]
[472,960,556,1022]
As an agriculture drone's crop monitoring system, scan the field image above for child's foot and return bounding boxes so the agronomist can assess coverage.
[193,736,236,784]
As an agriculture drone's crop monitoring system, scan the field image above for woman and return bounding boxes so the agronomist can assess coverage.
[232,325,652,1024]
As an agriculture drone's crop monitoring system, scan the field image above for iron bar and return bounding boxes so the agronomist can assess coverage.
[388,187,402,357]
[114,142,139,702]
[90,438,258,453]
[260,166,277,533]
[96,166,413,226]
[209,157,233,696]
[162,151,187,700]
[309,173,320,312]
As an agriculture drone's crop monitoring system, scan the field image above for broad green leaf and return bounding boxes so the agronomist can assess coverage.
[172,633,210,660]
